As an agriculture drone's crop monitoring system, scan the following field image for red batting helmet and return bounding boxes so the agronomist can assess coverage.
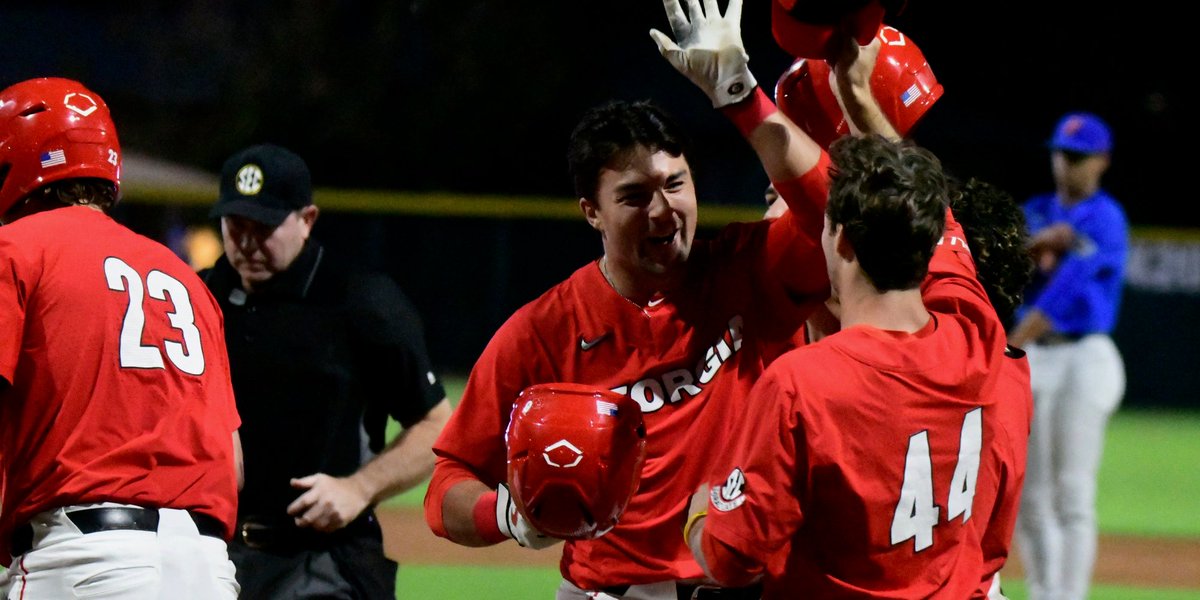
[505,383,647,540]
[775,25,943,148]
[771,0,900,61]
[0,78,121,216]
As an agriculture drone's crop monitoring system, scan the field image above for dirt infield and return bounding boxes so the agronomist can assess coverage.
[379,507,1200,590]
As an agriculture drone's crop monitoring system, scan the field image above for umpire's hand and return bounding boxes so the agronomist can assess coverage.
[287,473,371,532]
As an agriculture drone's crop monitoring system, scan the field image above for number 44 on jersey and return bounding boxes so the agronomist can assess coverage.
[891,408,982,552]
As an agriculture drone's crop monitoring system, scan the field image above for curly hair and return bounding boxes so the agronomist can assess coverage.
[948,177,1034,324]
[826,134,949,291]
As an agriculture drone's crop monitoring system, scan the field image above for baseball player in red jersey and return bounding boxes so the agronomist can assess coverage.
[0,78,241,599]
[686,134,1011,599]
[779,36,1036,598]
[947,179,1035,598]
[424,1,839,596]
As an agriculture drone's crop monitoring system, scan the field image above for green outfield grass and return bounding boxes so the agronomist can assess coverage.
[1095,408,1200,537]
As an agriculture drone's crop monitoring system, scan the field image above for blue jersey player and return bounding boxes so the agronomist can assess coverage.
[1009,112,1129,600]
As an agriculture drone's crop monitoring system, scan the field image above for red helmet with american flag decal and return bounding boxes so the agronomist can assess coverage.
[775,25,943,148]
[0,78,121,217]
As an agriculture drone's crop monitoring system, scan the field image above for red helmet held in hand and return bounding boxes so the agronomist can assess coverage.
[0,77,121,216]
[505,383,647,540]
[775,25,943,148]
[771,0,902,61]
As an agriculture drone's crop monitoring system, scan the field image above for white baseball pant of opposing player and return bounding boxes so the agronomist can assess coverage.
[1015,334,1126,600]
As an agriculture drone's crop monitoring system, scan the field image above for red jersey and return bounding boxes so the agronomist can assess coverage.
[0,206,240,563]
[970,349,1032,596]
[702,215,1011,599]
[426,168,831,590]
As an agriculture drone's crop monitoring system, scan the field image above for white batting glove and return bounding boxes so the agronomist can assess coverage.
[649,0,757,108]
[495,483,561,550]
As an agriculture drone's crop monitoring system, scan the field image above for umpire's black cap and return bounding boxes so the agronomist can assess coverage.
[210,144,312,227]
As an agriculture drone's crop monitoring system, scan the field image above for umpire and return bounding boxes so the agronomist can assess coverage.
[201,144,451,599]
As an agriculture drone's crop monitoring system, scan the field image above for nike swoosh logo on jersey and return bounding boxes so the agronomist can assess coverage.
[579,332,610,351]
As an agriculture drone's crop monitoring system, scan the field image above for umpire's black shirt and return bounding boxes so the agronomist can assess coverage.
[201,240,445,520]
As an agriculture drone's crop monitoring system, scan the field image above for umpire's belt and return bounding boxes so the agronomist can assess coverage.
[10,506,225,556]
[236,512,377,551]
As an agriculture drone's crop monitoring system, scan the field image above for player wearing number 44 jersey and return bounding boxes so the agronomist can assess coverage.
[0,78,241,599]
[686,134,1013,599]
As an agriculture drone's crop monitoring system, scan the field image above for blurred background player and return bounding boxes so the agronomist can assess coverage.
[687,133,1010,599]
[424,1,838,597]
[200,144,451,599]
[1009,112,1129,600]
[0,77,241,599]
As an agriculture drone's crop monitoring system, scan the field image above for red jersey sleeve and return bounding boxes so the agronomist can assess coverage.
[703,367,805,575]
[763,152,833,301]
[921,209,1002,343]
[0,237,33,383]
[701,526,766,587]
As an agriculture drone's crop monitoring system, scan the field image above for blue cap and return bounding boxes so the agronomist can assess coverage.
[1049,112,1112,154]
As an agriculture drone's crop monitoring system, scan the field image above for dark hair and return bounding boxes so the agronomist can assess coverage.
[4,178,117,222]
[826,134,948,291]
[567,100,690,200]
[949,177,1034,325]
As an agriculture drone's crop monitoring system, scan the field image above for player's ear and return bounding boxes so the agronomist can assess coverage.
[580,197,602,232]
[834,225,855,261]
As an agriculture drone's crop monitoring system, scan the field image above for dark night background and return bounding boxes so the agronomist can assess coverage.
[1,1,1191,227]
[4,2,1198,404]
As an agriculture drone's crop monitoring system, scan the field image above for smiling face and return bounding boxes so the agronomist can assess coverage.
[580,145,697,298]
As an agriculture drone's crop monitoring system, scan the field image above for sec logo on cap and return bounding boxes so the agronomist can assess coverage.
[236,164,264,196]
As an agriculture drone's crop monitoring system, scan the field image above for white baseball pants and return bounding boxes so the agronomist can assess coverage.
[0,504,238,599]
[1015,334,1125,600]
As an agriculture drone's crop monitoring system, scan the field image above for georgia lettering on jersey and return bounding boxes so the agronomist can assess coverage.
[610,315,743,412]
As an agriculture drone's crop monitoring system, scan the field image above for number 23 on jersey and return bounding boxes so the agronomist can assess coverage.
[104,256,206,375]
[890,407,982,552]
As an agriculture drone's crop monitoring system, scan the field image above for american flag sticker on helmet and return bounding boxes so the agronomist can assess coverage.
[596,400,619,416]
[40,149,66,168]
[901,84,921,107]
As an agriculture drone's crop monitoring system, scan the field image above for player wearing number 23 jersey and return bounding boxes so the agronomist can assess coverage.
[0,205,241,559]
[0,78,239,599]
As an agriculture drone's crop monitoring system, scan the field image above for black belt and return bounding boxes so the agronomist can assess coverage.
[235,511,379,552]
[10,507,226,557]
[599,582,762,599]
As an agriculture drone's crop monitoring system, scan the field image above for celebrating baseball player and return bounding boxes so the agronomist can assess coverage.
[767,28,1036,597]
[0,78,242,598]
[424,0,844,597]
[1009,112,1129,600]
[948,178,1036,597]
[685,129,1013,598]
